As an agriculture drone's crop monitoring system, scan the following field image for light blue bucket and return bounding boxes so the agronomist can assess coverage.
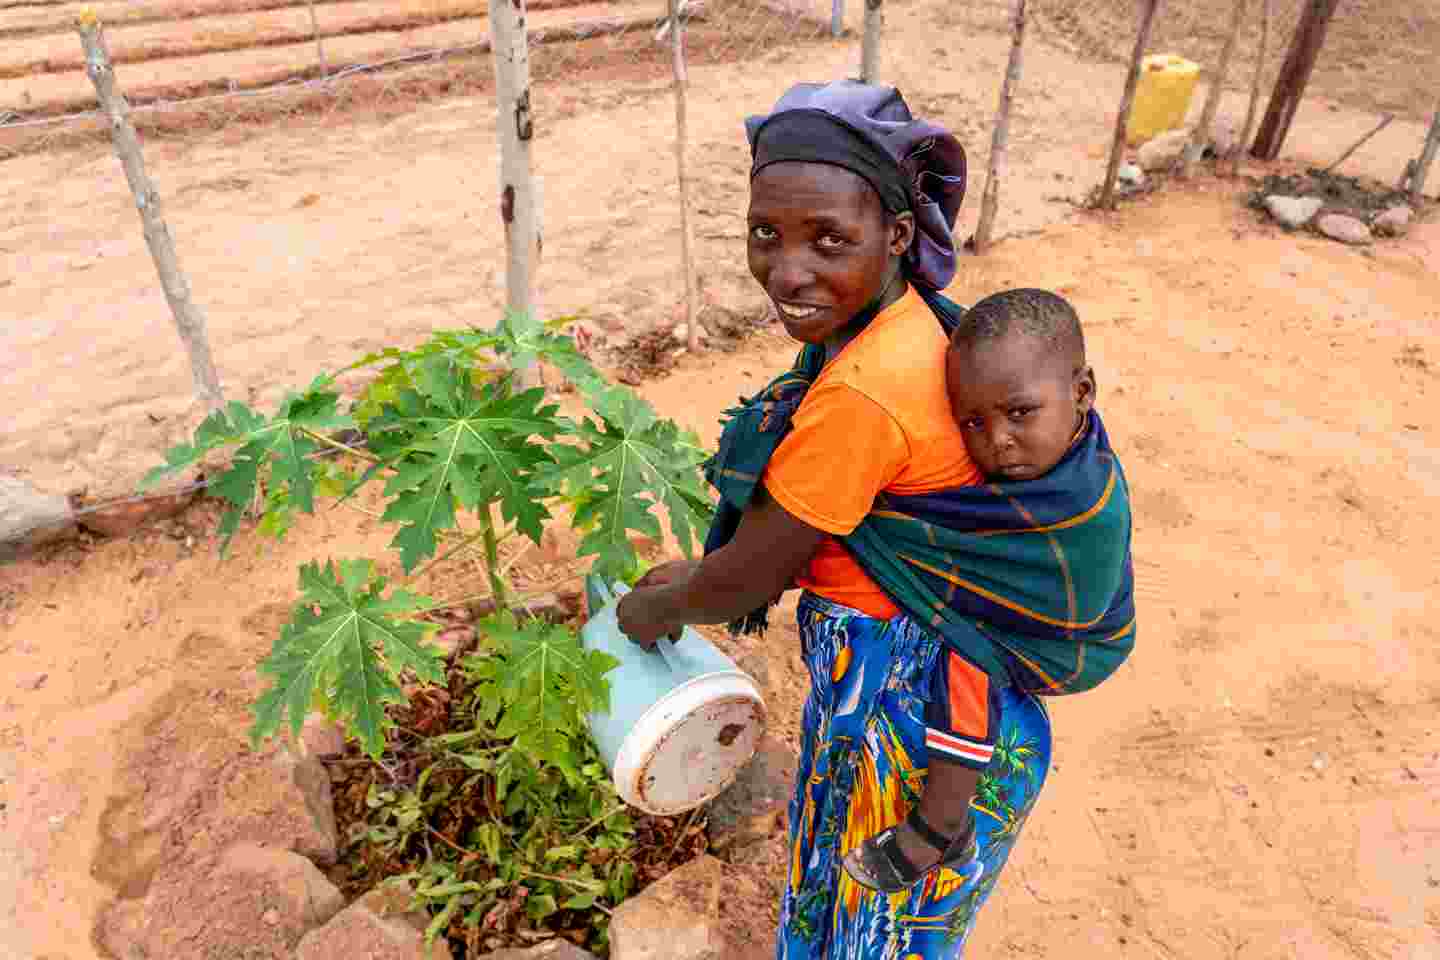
[582,576,766,815]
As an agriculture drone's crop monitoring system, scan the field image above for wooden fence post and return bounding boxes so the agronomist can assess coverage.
[860,0,881,83]
[1409,107,1440,208]
[973,0,1027,254]
[1234,0,1272,173]
[488,0,541,381]
[668,0,699,352]
[1098,0,1160,210]
[1180,0,1244,176]
[77,13,224,414]
[830,0,844,37]
[306,0,327,80]
[1250,0,1341,160]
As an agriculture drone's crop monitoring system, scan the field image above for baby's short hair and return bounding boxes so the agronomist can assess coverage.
[950,289,1085,370]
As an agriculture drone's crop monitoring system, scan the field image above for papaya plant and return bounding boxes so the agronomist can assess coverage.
[144,310,714,760]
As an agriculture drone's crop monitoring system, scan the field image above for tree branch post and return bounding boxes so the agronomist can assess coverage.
[973,0,1027,254]
[860,0,882,83]
[488,0,541,384]
[1180,0,1244,176]
[1409,106,1440,209]
[306,0,327,80]
[1098,0,1161,211]
[1250,0,1340,161]
[1234,0,1272,174]
[668,0,699,352]
[76,13,224,414]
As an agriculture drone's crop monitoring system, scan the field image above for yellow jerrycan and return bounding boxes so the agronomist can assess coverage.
[1127,54,1200,146]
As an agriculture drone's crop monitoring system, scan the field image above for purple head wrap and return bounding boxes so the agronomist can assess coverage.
[745,80,967,291]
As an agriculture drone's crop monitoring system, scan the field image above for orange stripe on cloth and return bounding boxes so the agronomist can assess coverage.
[946,653,990,740]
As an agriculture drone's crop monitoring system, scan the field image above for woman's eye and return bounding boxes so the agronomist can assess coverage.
[962,418,984,431]
[1009,407,1034,420]
[817,234,846,249]
[750,225,777,241]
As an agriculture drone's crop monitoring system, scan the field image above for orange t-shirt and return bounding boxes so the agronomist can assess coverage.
[763,286,982,618]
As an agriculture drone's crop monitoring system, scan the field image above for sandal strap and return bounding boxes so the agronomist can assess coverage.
[906,808,957,854]
[862,827,921,890]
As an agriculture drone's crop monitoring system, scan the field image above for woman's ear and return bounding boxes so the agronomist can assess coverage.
[890,211,916,256]
[1075,366,1097,415]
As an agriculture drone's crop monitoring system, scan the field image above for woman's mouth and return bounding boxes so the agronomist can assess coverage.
[775,301,822,321]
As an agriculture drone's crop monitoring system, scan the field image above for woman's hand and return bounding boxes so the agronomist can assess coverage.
[614,487,826,647]
[633,559,700,590]
[616,586,681,650]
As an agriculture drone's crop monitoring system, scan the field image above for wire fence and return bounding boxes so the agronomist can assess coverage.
[2,0,1438,547]
[0,0,836,158]
[1030,0,1438,125]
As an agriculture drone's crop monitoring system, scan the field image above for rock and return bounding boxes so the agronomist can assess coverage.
[80,485,196,538]
[609,854,723,960]
[98,843,346,959]
[296,884,453,960]
[294,712,348,758]
[1373,205,1414,237]
[1137,129,1190,172]
[1316,213,1373,246]
[706,735,794,862]
[269,749,341,864]
[0,474,75,557]
[1264,195,1323,229]
[483,942,598,959]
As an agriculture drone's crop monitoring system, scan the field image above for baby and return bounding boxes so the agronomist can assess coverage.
[844,288,1101,891]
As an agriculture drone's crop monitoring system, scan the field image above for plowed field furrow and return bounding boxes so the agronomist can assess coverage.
[1,0,599,75]
[0,0,358,40]
[0,1,659,117]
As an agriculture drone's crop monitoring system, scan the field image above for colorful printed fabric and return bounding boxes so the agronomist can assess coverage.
[778,594,1052,960]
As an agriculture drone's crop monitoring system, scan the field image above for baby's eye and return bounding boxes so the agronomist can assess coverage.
[961,417,984,431]
[817,234,846,249]
[1008,406,1035,420]
[750,225,777,241]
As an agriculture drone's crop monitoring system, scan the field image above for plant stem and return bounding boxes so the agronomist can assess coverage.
[478,506,510,613]
[427,824,471,858]
[574,803,629,838]
[299,427,385,465]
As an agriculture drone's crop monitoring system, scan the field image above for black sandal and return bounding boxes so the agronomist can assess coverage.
[841,808,978,893]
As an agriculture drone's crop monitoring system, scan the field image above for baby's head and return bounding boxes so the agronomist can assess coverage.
[945,289,1095,482]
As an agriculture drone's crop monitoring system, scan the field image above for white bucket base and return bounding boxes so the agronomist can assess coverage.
[612,671,766,816]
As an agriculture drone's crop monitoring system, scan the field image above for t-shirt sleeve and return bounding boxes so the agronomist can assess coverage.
[762,381,909,536]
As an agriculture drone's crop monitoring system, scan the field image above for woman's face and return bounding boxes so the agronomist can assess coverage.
[747,162,914,348]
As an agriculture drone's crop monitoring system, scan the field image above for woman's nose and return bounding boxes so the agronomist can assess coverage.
[767,253,814,299]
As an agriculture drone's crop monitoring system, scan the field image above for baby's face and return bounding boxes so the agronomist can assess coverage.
[946,335,1094,482]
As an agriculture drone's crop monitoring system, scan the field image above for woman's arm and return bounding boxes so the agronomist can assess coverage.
[616,486,826,648]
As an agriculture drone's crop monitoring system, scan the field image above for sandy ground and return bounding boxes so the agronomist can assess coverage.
[2,0,1439,956]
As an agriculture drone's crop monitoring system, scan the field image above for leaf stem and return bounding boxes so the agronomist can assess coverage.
[574,802,629,838]
[410,527,489,581]
[426,824,471,858]
[299,426,385,465]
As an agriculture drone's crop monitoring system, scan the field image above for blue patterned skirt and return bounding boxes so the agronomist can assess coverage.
[777,593,1053,960]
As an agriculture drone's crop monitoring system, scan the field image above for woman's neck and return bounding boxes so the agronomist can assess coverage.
[822,268,906,362]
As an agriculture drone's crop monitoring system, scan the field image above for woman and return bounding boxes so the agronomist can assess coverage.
[616,81,1053,959]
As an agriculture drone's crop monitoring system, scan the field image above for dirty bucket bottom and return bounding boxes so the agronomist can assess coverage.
[612,672,766,817]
